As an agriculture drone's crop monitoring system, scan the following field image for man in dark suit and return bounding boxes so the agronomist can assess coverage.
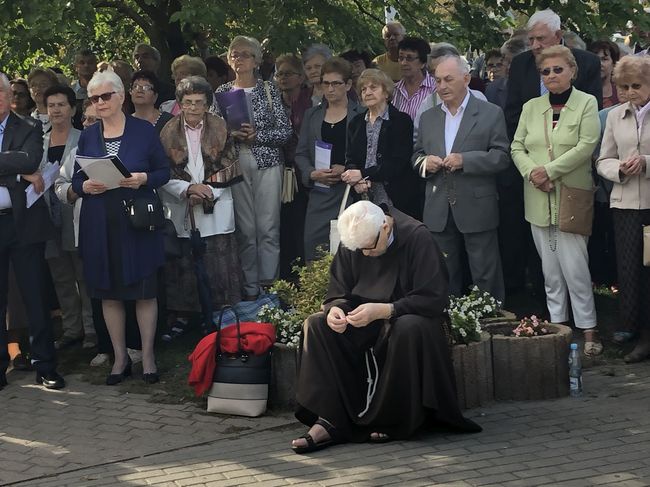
[499,8,603,301]
[0,73,63,390]
[413,56,510,302]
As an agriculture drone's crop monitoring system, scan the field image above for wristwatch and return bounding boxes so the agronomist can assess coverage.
[388,303,395,319]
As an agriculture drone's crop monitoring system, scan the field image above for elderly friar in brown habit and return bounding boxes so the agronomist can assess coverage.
[292,200,481,454]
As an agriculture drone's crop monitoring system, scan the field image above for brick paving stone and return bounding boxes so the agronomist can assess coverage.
[5,363,650,486]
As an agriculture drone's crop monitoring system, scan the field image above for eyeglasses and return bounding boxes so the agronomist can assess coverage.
[487,62,504,69]
[321,80,346,88]
[275,71,299,78]
[360,230,382,251]
[398,55,420,63]
[89,91,117,104]
[229,52,254,60]
[181,99,206,108]
[11,91,29,98]
[540,66,564,76]
[130,84,155,92]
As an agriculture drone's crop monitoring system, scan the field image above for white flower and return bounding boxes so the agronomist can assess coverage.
[459,328,467,337]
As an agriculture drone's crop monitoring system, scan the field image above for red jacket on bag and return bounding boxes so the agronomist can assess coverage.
[188,323,276,396]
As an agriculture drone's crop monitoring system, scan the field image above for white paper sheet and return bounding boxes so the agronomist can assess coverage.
[76,155,130,190]
[25,162,60,208]
[314,141,333,189]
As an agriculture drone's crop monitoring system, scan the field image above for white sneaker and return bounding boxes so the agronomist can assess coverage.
[127,348,143,364]
[90,353,110,367]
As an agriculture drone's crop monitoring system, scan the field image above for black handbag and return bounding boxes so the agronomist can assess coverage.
[123,189,165,231]
[206,306,272,417]
[163,218,182,259]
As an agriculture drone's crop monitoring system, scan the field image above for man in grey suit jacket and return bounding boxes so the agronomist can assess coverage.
[413,56,509,301]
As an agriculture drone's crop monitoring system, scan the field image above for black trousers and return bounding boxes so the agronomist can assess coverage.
[0,214,56,374]
[612,209,650,332]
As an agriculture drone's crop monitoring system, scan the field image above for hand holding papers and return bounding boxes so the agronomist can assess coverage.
[25,162,61,208]
[215,89,254,132]
[314,141,333,189]
[76,155,131,191]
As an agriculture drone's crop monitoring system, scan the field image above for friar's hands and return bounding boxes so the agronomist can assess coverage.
[346,303,391,328]
[326,306,348,334]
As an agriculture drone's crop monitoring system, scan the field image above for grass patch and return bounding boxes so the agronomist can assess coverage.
[57,327,206,407]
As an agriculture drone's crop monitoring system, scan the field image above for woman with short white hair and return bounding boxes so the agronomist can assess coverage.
[214,35,292,300]
[597,56,650,361]
[292,200,480,454]
[72,70,170,385]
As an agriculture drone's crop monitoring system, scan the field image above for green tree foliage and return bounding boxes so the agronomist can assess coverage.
[1,0,649,78]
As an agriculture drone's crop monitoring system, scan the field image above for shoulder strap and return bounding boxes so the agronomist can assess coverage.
[543,111,554,162]
[338,184,351,217]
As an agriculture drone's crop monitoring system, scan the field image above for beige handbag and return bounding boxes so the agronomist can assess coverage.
[643,226,650,267]
[329,184,352,254]
[281,166,298,204]
[543,112,594,236]
[558,184,594,236]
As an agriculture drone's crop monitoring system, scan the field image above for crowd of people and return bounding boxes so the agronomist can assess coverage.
[1,4,650,452]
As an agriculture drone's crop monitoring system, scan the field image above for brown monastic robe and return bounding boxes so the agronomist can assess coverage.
[295,206,481,441]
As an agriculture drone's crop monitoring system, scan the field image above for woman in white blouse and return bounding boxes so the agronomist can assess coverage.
[160,76,243,336]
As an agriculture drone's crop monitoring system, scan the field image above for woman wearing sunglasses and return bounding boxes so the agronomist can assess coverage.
[596,55,650,362]
[511,45,603,357]
[72,70,170,385]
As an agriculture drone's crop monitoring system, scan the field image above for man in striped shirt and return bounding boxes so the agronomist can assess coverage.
[391,37,435,121]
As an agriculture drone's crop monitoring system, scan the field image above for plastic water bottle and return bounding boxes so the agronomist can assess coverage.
[568,343,582,397]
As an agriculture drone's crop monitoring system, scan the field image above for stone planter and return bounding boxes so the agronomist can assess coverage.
[484,321,573,401]
[452,332,494,409]
[268,342,298,409]
[479,309,517,327]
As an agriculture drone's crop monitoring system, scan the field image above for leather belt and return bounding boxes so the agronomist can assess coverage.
[0,208,13,216]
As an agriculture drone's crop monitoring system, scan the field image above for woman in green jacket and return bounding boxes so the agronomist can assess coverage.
[511,45,603,356]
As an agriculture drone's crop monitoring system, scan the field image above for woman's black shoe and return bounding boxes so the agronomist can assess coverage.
[142,372,159,384]
[106,358,132,385]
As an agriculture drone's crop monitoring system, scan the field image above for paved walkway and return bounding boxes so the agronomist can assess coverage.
[2,362,650,487]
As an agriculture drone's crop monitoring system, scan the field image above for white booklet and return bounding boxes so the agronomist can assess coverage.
[76,155,131,190]
[25,162,60,208]
[314,141,333,190]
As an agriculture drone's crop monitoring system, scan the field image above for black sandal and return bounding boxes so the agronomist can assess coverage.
[292,419,342,454]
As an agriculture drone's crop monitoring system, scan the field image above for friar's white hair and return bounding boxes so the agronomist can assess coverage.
[527,9,561,32]
[338,200,386,251]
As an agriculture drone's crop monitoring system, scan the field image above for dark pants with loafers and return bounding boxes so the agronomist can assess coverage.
[0,212,56,377]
